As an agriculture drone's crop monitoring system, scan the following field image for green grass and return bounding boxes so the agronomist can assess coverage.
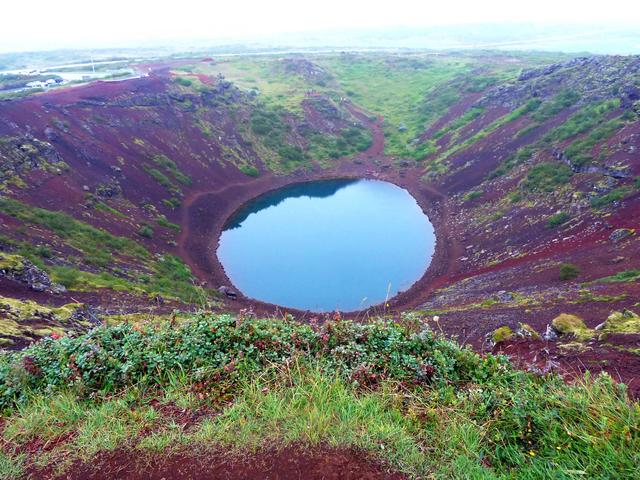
[598,270,640,283]
[531,89,580,123]
[317,56,473,159]
[522,162,573,193]
[591,187,633,209]
[156,215,180,232]
[152,154,192,186]
[432,99,541,170]
[0,313,637,478]
[0,197,147,261]
[239,164,260,177]
[544,99,620,144]
[565,116,628,167]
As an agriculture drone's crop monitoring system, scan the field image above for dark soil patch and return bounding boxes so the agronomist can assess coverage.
[33,444,406,480]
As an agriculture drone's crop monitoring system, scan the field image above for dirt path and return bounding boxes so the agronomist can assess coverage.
[34,445,406,480]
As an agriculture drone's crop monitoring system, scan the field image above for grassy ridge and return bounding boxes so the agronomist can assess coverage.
[0,314,637,478]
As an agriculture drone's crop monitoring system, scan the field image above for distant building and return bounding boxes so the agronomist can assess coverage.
[26,81,46,89]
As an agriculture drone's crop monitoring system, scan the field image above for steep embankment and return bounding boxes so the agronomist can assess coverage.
[0,53,639,389]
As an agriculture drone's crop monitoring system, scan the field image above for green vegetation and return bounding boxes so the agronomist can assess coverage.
[306,126,372,161]
[0,314,637,478]
[531,90,580,123]
[463,190,483,202]
[94,202,126,219]
[492,326,514,343]
[156,215,180,232]
[317,56,475,159]
[143,166,173,189]
[522,162,573,193]
[565,116,627,166]
[0,197,147,261]
[544,99,620,144]
[432,106,485,141]
[433,99,542,170]
[173,76,193,87]
[559,263,581,281]
[152,154,192,186]
[0,198,212,303]
[598,270,640,283]
[545,211,570,228]
[591,187,633,209]
[551,314,593,340]
[137,224,154,239]
[239,164,260,177]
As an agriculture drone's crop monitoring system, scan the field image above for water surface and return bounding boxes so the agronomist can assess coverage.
[217,179,435,312]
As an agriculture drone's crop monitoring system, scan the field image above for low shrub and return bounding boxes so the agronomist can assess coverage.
[546,211,570,228]
[559,263,580,281]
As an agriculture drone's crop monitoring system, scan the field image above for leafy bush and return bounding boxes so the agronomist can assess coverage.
[0,315,500,411]
[137,224,154,239]
[559,263,580,281]
[546,211,570,228]
[239,164,260,177]
[173,76,193,87]
[463,190,483,202]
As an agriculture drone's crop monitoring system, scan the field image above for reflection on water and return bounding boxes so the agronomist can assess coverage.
[225,179,358,229]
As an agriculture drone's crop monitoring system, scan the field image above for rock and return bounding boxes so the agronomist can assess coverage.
[619,84,640,109]
[44,127,59,142]
[543,324,558,341]
[95,180,122,198]
[494,290,514,302]
[609,228,635,243]
[516,323,541,340]
[219,285,238,299]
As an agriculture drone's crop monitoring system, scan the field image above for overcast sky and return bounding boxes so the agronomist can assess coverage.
[1,0,639,53]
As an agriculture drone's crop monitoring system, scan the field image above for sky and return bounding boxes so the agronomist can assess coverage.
[1,0,639,53]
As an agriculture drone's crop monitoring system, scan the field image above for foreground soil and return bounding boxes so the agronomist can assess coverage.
[31,445,405,480]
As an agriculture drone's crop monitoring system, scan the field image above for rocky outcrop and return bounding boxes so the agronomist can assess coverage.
[479,56,640,110]
[0,253,65,294]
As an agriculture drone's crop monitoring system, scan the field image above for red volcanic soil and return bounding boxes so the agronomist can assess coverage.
[1,59,640,393]
[34,445,406,480]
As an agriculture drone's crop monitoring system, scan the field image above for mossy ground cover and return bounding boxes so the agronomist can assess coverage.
[316,55,475,159]
[0,314,638,479]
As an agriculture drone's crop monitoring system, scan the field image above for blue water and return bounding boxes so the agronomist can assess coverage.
[217,179,435,312]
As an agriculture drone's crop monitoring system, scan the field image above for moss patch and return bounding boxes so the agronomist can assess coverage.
[551,314,593,340]
[599,310,640,339]
[492,326,514,344]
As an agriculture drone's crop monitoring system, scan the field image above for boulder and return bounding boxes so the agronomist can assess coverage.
[609,228,635,243]
[219,285,238,299]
